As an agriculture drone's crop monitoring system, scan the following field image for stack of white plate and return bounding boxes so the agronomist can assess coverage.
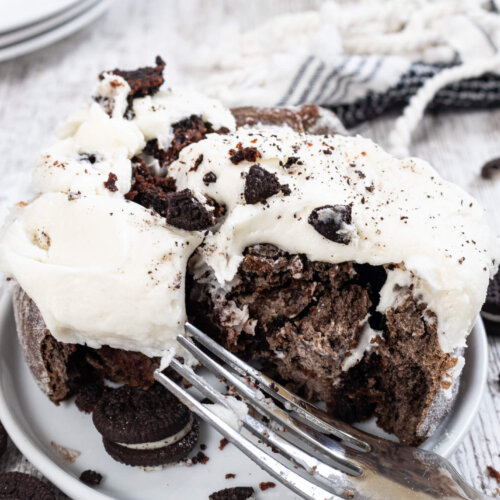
[0,0,111,63]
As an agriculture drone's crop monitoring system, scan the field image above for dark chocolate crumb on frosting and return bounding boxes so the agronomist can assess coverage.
[102,56,166,99]
[481,158,500,179]
[144,115,210,168]
[125,158,176,217]
[209,486,255,500]
[191,154,204,172]
[79,470,103,486]
[308,204,352,244]
[203,172,217,185]
[104,172,118,192]
[229,144,261,164]
[166,189,214,231]
[244,165,281,204]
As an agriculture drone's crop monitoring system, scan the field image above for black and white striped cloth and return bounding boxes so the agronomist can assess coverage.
[192,1,500,134]
[277,55,500,128]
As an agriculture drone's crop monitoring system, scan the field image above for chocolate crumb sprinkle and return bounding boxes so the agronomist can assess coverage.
[219,437,229,451]
[104,172,118,192]
[259,481,276,491]
[229,144,261,164]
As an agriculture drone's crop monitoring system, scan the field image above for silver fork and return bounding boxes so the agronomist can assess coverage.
[154,322,494,500]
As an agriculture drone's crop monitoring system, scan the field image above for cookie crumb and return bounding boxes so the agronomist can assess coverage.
[104,172,118,192]
[225,473,236,479]
[191,450,209,465]
[79,470,102,486]
[487,466,500,482]
[259,481,276,491]
[219,437,229,451]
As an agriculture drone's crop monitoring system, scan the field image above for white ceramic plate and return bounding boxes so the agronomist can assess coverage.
[0,0,104,49]
[0,0,82,34]
[0,291,488,500]
[0,0,111,64]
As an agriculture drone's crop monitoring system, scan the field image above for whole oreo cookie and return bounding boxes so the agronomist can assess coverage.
[93,384,198,467]
[0,472,55,500]
[0,422,7,458]
[482,270,500,331]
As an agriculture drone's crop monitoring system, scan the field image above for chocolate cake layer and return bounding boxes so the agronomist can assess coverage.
[187,244,452,446]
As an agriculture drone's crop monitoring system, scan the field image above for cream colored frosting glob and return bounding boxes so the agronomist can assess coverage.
[0,72,498,361]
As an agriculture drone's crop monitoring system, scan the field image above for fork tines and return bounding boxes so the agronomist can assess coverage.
[154,322,369,500]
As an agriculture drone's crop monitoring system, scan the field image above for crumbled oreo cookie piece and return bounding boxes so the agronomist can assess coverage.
[79,469,103,486]
[281,156,300,169]
[203,172,217,185]
[481,158,500,179]
[482,270,500,322]
[229,144,261,165]
[75,382,105,413]
[191,154,204,172]
[0,472,55,500]
[0,422,6,458]
[104,172,118,192]
[144,115,209,168]
[209,486,255,500]
[125,158,176,217]
[244,165,282,204]
[308,205,353,244]
[191,450,209,465]
[102,56,166,99]
[166,189,214,231]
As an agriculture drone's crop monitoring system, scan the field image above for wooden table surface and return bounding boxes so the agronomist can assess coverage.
[0,1,498,498]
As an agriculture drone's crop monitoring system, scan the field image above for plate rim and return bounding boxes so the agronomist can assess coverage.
[0,0,111,64]
[0,289,488,498]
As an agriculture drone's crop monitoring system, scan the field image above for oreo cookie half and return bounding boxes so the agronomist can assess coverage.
[0,472,55,500]
[0,422,7,458]
[482,270,500,323]
[92,384,199,467]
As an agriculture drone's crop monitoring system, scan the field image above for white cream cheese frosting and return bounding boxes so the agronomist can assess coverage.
[0,69,498,362]
[33,74,236,198]
[169,128,500,354]
[0,192,203,357]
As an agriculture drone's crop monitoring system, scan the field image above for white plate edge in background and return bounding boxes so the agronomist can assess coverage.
[0,0,111,64]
